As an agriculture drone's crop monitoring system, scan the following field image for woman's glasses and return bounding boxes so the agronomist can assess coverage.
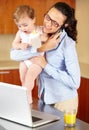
[44,14,60,28]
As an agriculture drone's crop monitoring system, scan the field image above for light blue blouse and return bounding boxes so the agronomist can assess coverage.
[38,30,80,104]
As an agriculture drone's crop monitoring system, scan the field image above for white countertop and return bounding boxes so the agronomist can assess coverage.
[79,62,89,79]
[0,60,19,70]
[0,61,89,79]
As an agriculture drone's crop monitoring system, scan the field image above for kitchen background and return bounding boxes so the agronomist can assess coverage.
[0,0,89,124]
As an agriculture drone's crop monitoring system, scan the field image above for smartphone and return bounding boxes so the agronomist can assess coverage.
[54,28,63,36]
[48,26,64,38]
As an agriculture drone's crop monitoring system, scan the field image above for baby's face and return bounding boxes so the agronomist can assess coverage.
[16,16,35,34]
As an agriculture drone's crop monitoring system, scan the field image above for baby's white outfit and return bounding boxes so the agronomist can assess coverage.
[19,26,43,68]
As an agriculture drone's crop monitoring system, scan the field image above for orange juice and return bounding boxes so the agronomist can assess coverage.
[64,110,76,126]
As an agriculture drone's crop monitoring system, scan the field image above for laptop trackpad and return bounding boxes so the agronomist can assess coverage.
[32,116,42,122]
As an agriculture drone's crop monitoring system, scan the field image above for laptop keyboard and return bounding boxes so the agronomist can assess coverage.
[32,116,42,122]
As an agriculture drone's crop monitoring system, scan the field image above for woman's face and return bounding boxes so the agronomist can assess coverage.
[43,7,67,34]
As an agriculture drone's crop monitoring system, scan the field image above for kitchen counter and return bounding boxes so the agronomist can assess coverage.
[0,60,19,70]
[0,61,89,79]
[80,62,89,79]
[0,98,89,130]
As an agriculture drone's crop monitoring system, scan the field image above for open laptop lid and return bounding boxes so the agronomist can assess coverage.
[0,82,60,127]
[0,82,33,126]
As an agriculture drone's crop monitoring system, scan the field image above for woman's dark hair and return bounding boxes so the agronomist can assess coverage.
[51,2,77,41]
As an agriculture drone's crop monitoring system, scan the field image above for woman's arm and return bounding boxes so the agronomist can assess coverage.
[30,44,81,90]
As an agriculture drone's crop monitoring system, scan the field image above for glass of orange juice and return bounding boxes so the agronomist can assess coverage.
[64,109,76,127]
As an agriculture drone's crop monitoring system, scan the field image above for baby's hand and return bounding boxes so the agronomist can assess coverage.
[28,42,33,47]
[20,43,29,50]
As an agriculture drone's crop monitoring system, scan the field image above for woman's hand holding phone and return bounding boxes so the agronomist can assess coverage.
[37,31,61,52]
[37,28,63,52]
[50,28,63,39]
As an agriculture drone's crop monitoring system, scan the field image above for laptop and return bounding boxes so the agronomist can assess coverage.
[0,82,60,128]
[0,118,35,130]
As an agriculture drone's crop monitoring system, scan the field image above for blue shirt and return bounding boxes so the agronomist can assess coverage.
[38,30,80,104]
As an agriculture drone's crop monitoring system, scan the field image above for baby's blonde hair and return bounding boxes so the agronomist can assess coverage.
[13,5,35,23]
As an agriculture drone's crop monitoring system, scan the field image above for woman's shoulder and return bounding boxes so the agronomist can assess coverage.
[60,30,75,50]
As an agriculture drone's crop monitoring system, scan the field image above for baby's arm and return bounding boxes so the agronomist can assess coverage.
[12,31,29,50]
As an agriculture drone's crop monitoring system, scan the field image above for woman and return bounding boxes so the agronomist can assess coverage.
[31,2,80,113]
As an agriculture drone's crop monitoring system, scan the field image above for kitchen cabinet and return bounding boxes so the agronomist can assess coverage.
[0,69,21,85]
[0,0,75,33]
[77,77,89,123]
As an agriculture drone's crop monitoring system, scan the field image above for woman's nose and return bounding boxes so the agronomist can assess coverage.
[45,21,52,27]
